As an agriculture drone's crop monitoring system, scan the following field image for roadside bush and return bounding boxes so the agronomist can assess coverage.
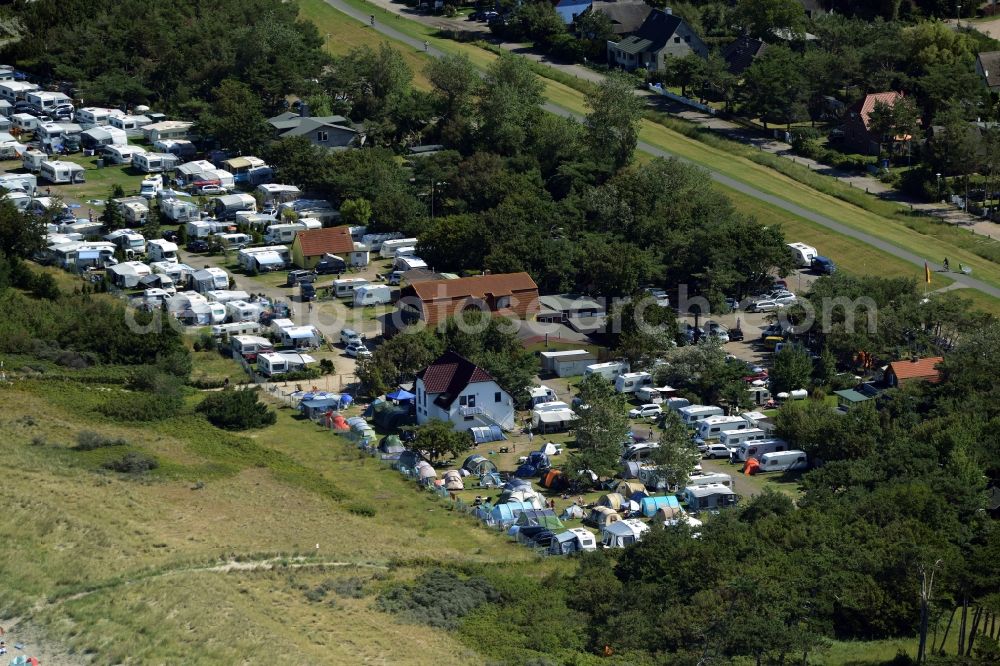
[75,430,128,451]
[103,452,159,474]
[196,387,276,430]
[377,568,499,629]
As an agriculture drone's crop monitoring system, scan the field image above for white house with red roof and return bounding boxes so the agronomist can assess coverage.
[414,350,516,431]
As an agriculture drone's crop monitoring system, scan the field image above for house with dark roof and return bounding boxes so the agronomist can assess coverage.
[290,226,355,269]
[722,35,768,75]
[388,272,539,335]
[583,0,653,36]
[885,356,943,388]
[414,350,516,431]
[841,91,906,155]
[976,52,1000,92]
[267,111,362,150]
[607,9,707,72]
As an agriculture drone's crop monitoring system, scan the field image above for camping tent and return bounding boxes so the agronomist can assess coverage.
[598,493,626,511]
[586,506,621,528]
[600,518,650,548]
[515,463,540,478]
[654,505,683,523]
[640,495,680,517]
[541,469,568,491]
[398,449,423,470]
[622,461,642,479]
[560,504,585,520]
[488,501,537,527]
[513,509,563,530]
[416,461,437,484]
[386,387,415,402]
[479,472,503,488]
[549,528,597,555]
[538,441,559,456]
[515,526,557,548]
[443,469,464,491]
[379,435,404,454]
[499,488,544,507]
[463,454,498,476]
[371,401,412,430]
[615,480,647,497]
[470,425,505,444]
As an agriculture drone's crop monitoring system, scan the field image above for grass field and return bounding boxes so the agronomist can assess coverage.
[297,0,1000,314]
[0,378,543,663]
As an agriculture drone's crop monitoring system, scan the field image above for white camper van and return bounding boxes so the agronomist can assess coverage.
[585,361,629,382]
[694,416,750,443]
[787,242,818,267]
[718,428,768,452]
[677,405,725,428]
[614,372,652,394]
[231,335,273,361]
[756,450,808,473]
[211,322,262,339]
[379,238,418,259]
[146,239,178,263]
[333,277,369,298]
[735,439,789,463]
[353,284,392,306]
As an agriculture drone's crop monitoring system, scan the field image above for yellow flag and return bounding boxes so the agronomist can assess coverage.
[925,263,931,284]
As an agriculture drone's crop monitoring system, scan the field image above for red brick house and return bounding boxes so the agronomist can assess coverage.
[885,356,943,388]
[842,91,905,155]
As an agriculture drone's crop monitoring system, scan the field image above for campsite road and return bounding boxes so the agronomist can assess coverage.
[322,0,1000,301]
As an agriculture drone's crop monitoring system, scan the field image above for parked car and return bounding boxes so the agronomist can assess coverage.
[706,321,729,342]
[703,443,731,459]
[645,287,670,307]
[760,323,786,339]
[345,343,372,359]
[162,230,178,242]
[683,323,705,343]
[193,184,225,195]
[771,292,797,306]
[185,239,209,253]
[728,326,745,342]
[749,299,783,313]
[629,404,662,419]
[286,269,315,287]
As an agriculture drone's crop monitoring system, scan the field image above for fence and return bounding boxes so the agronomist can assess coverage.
[647,84,717,115]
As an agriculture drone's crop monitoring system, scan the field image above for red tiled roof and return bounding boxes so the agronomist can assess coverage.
[294,226,353,257]
[888,356,943,382]
[417,350,495,407]
[858,92,903,131]
[405,272,540,325]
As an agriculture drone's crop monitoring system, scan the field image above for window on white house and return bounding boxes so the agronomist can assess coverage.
[460,395,467,406]
[468,395,476,408]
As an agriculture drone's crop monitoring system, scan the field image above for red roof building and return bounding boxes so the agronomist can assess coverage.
[885,356,943,387]
[842,91,906,155]
[390,272,540,333]
[290,226,354,268]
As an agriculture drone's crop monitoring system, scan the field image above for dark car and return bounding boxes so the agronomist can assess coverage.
[300,282,316,302]
[314,255,346,275]
[186,239,209,253]
[162,230,178,242]
[12,101,33,114]
[286,269,316,287]
[728,326,745,342]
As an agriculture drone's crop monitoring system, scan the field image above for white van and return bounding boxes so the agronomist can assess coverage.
[333,277,368,298]
[213,232,251,249]
[687,472,733,488]
[694,416,750,443]
[231,335,273,361]
[340,328,363,346]
[585,361,629,382]
[379,238,418,258]
[718,428,768,452]
[757,450,808,473]
[622,442,659,463]
[677,405,724,428]
[736,438,789,463]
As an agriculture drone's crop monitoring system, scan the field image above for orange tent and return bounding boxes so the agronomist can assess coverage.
[743,458,760,475]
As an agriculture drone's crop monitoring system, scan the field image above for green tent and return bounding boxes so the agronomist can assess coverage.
[513,509,564,530]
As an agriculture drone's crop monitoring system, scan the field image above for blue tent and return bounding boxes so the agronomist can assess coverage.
[515,463,539,478]
[488,501,536,526]
[471,425,505,444]
[387,387,415,401]
[640,495,680,517]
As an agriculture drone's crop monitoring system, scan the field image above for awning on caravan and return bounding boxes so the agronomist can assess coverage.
[77,250,101,260]
[253,251,285,267]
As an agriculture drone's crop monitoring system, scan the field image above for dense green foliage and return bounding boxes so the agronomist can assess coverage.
[4,0,326,111]
[196,388,277,431]
[377,568,499,630]
[413,418,470,463]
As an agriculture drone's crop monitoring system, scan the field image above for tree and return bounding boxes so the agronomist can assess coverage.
[414,418,470,463]
[570,373,631,482]
[477,53,545,155]
[584,71,643,170]
[650,409,701,491]
[741,46,807,128]
[198,79,270,155]
[663,53,706,98]
[866,99,896,158]
[416,215,486,273]
[770,345,813,394]
[735,0,806,42]
[609,293,678,370]
[196,388,277,430]
[0,198,45,259]
[339,197,373,227]
[426,53,478,118]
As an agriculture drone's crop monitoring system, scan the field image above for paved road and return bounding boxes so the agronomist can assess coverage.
[324,0,1000,301]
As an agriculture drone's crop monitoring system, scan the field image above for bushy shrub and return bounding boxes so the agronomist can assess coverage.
[100,392,183,422]
[103,452,159,474]
[75,430,128,451]
[377,568,499,629]
[347,502,376,518]
[196,388,276,430]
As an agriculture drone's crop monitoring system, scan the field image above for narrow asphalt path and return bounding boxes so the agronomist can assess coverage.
[324,0,1000,300]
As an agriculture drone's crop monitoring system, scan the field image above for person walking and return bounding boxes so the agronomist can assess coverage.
[370,14,375,25]
[943,257,950,271]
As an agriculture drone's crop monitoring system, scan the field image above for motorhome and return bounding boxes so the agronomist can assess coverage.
[263,222,311,244]
[225,300,264,323]
[205,290,251,304]
[718,428,768,452]
[108,113,152,136]
[151,261,195,284]
[104,144,147,165]
[0,172,36,196]
[104,229,146,257]
[153,139,196,158]
[237,246,289,273]
[38,160,86,184]
[333,277,369,298]
[12,113,38,133]
[75,107,114,128]
[393,255,427,272]
[185,219,230,238]
[277,325,322,349]
[133,152,178,174]
[614,372,653,394]
[212,232,251,249]
[748,385,772,406]
[119,200,149,226]
[635,385,677,403]
[735,438,789,463]
[549,528,597,555]
[81,126,127,150]
[26,91,72,115]
[140,175,163,199]
[256,351,315,377]
[694,416,751,443]
[36,122,82,152]
[353,284,392,307]
[0,81,38,104]
[21,148,46,173]
[756,450,808,473]
[677,405,725,428]
[683,484,737,512]
[787,242,818,267]
[622,442,659,463]
[211,322,262,339]
[360,232,403,252]
[160,197,200,223]
[146,239,178,263]
[107,261,152,289]
[3,191,30,211]
[256,183,301,205]
[189,267,230,293]
[230,335,273,361]
[379,238,418,258]
[585,361,629,382]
